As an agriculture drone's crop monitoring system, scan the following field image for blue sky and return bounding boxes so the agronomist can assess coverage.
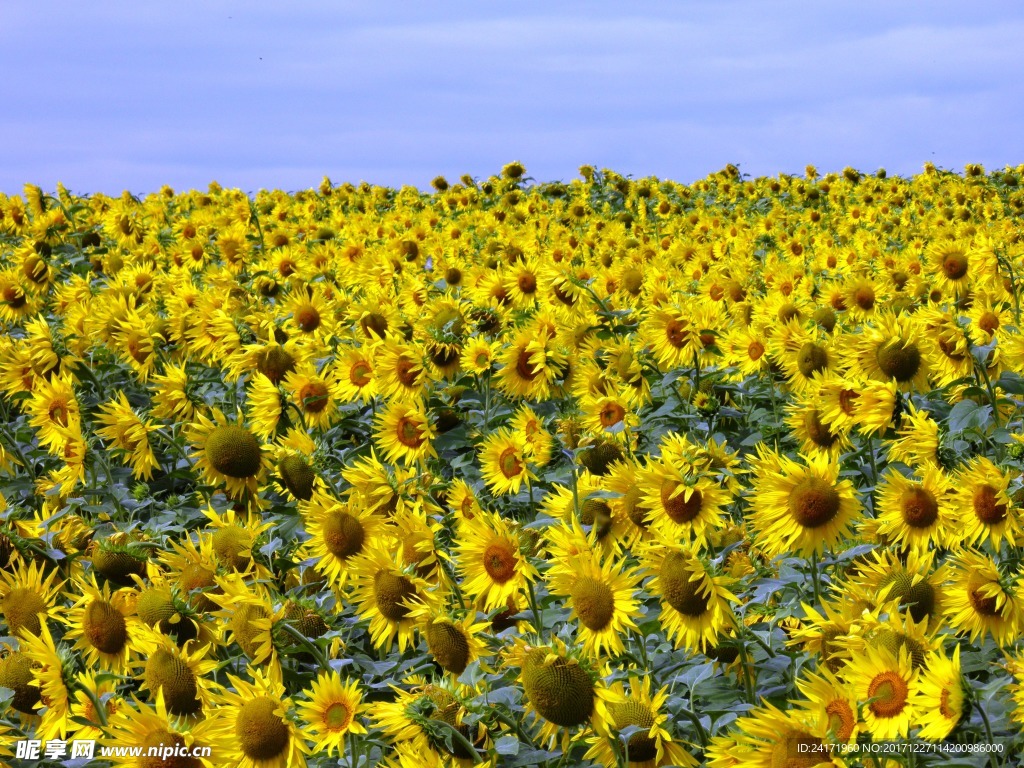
[2,1,1022,193]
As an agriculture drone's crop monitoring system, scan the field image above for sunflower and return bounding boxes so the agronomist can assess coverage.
[295,671,366,757]
[0,558,63,638]
[408,602,491,675]
[478,427,535,495]
[445,477,481,522]
[786,598,857,673]
[748,447,862,558]
[848,313,932,391]
[927,239,973,291]
[202,504,274,575]
[62,575,139,673]
[510,403,555,466]
[375,337,430,401]
[134,625,218,719]
[886,403,942,467]
[68,669,124,742]
[944,549,1022,646]
[246,372,286,439]
[584,676,697,768]
[495,327,566,401]
[547,555,642,658]
[456,510,539,612]
[509,636,617,750]
[706,702,838,768]
[639,539,738,652]
[282,363,342,431]
[785,397,850,458]
[843,549,948,630]
[793,667,859,745]
[335,346,377,402]
[27,372,80,451]
[843,644,920,740]
[102,690,224,768]
[207,666,308,768]
[149,361,199,422]
[951,456,1021,548]
[916,646,966,741]
[463,336,497,375]
[636,459,728,548]
[94,390,159,480]
[18,619,75,740]
[349,543,437,652]
[373,677,489,764]
[186,408,266,501]
[374,399,437,466]
[872,465,953,551]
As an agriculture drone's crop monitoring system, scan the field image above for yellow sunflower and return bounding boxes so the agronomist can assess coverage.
[872,465,953,551]
[134,625,218,719]
[944,549,1022,646]
[0,558,63,638]
[295,671,366,757]
[843,644,920,740]
[408,602,491,675]
[951,456,1021,548]
[62,575,140,673]
[101,690,224,768]
[456,510,539,612]
[283,363,342,431]
[478,427,535,495]
[349,543,437,652]
[208,666,308,768]
[584,675,697,768]
[547,555,643,658]
[94,390,159,480]
[373,399,437,466]
[639,539,738,652]
[915,645,965,741]
[508,636,618,750]
[186,408,266,501]
[747,446,862,558]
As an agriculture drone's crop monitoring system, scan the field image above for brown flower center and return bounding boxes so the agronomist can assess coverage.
[483,542,517,583]
[788,477,841,528]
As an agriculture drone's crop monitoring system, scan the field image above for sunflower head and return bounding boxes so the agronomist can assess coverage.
[0,650,40,714]
[144,647,201,716]
[278,454,316,501]
[425,618,472,674]
[91,538,148,586]
[206,425,262,479]
[520,646,596,728]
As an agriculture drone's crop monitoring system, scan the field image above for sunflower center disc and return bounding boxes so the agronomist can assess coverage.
[521,651,595,727]
[899,486,938,528]
[787,477,841,528]
[83,599,128,654]
[140,730,199,768]
[426,621,471,674]
[867,672,909,718]
[323,511,365,559]
[499,447,523,478]
[875,340,921,383]
[324,701,350,730]
[610,700,658,763]
[572,577,616,631]
[483,543,517,583]
[660,552,711,617]
[972,485,1007,525]
[661,481,703,524]
[145,648,200,716]
[236,697,291,762]
[2,588,46,636]
[205,425,262,478]
[796,342,828,378]
[374,571,416,621]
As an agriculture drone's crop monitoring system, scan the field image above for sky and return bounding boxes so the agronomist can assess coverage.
[1,1,1022,194]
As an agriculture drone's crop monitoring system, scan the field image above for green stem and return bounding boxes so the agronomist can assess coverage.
[676,706,709,748]
[277,621,332,673]
[809,550,822,607]
[426,718,482,764]
[81,683,109,727]
[737,642,757,705]
[974,698,999,768]
[525,577,544,639]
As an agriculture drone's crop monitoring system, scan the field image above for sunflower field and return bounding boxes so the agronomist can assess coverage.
[1,162,1024,768]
